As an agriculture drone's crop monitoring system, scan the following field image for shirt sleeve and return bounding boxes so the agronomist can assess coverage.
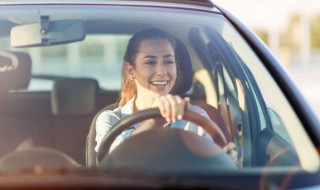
[95,110,118,152]
[95,109,134,152]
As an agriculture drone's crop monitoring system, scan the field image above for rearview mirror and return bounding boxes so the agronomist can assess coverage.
[11,17,85,47]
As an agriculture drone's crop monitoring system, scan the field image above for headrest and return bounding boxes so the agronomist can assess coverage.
[170,39,193,95]
[51,78,99,116]
[8,52,32,90]
[0,50,31,90]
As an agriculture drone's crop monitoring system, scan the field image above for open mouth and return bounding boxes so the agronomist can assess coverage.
[150,80,169,86]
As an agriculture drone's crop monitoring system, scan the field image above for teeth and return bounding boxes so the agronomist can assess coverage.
[151,81,168,86]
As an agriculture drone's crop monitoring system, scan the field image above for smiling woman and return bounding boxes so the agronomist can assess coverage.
[94,28,223,156]
[120,28,177,107]
[0,0,319,189]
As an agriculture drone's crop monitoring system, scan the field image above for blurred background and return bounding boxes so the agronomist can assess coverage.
[215,0,320,118]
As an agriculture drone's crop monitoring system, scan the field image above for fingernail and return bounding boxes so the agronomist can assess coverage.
[177,114,183,120]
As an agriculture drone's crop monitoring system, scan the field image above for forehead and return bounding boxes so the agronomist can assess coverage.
[137,39,175,56]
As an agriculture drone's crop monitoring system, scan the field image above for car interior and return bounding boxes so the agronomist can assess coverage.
[0,39,300,170]
[0,5,309,174]
[0,50,118,166]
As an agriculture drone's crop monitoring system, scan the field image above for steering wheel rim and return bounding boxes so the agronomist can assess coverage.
[97,108,227,165]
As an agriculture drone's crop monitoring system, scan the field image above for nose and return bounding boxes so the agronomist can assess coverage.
[155,62,167,76]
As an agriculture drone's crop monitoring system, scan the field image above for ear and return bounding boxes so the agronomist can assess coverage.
[125,62,135,80]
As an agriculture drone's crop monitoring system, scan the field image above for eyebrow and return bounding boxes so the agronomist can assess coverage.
[143,54,174,59]
[143,55,157,59]
[164,54,174,58]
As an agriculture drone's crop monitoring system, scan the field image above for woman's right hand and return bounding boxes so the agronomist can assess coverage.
[131,94,190,136]
[151,94,190,123]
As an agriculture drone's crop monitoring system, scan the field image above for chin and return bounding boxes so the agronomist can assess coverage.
[151,91,169,98]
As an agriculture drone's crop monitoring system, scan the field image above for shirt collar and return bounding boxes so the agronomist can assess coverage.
[120,97,135,115]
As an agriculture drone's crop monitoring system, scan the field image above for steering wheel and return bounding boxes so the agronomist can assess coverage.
[97,108,227,165]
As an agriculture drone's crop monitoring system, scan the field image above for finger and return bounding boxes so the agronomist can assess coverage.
[230,150,238,163]
[174,95,185,120]
[167,95,181,122]
[153,98,166,119]
[227,142,236,149]
[152,97,171,122]
[160,96,172,123]
[230,149,238,158]
[184,97,190,110]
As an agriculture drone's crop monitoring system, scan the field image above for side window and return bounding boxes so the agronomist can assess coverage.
[237,51,292,144]
[268,108,292,143]
[220,24,320,170]
[241,64,292,144]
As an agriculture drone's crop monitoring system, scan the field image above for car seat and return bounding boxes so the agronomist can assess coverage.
[0,51,40,157]
[51,78,99,165]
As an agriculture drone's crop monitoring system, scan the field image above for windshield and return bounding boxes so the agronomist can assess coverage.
[0,2,319,188]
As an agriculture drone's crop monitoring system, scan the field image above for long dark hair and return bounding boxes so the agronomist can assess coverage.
[118,28,176,106]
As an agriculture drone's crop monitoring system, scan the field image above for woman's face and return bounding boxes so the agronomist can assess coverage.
[127,39,177,99]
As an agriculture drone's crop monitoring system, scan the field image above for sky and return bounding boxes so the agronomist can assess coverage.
[214,0,320,31]
[214,0,320,117]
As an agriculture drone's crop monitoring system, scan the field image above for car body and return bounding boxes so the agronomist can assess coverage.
[0,0,319,189]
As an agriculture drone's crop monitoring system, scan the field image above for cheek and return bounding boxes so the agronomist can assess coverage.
[169,65,177,79]
[135,67,153,81]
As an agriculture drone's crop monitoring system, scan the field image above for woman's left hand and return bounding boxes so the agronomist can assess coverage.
[151,94,190,123]
[223,142,239,165]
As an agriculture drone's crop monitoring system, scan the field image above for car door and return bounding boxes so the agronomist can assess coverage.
[190,23,301,168]
[241,63,300,167]
[190,25,257,168]
[205,27,300,168]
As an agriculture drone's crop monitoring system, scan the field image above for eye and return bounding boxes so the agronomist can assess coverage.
[145,60,157,65]
[164,60,175,65]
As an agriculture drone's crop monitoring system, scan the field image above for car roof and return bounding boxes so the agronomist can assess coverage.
[0,0,214,9]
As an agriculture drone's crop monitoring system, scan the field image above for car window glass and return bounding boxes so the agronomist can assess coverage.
[0,4,318,175]
[1,35,130,91]
[219,22,319,171]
